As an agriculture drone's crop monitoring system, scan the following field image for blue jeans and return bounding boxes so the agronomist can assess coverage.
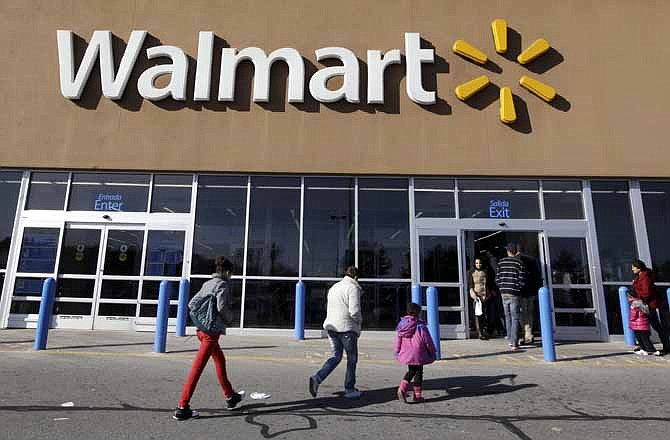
[314,331,359,392]
[502,294,521,347]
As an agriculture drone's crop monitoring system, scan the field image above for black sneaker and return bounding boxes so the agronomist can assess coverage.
[173,406,199,421]
[309,375,320,398]
[226,392,244,410]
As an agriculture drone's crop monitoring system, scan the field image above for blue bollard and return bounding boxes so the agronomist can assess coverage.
[538,287,556,362]
[426,286,441,360]
[175,279,190,337]
[154,280,171,353]
[294,281,305,340]
[34,278,56,351]
[618,286,636,346]
[667,288,670,314]
[411,285,422,307]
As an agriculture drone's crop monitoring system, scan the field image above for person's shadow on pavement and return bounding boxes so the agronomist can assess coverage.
[197,374,536,438]
[200,373,536,416]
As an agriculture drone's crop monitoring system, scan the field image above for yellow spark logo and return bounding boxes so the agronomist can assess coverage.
[453,19,559,125]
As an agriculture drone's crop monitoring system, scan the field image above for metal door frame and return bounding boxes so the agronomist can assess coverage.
[415,225,465,338]
[542,228,604,341]
[414,217,606,340]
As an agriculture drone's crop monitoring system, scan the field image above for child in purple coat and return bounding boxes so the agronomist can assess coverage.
[394,303,437,403]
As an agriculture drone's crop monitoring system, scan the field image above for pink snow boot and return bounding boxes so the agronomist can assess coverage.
[397,380,410,403]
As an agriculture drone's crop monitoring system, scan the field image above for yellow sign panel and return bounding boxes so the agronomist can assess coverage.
[491,19,508,54]
[517,38,550,65]
[519,75,556,102]
[455,75,490,101]
[452,39,488,64]
[499,87,516,124]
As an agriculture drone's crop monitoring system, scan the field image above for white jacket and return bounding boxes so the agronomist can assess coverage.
[323,276,363,335]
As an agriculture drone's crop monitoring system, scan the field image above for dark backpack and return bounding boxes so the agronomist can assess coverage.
[189,279,231,334]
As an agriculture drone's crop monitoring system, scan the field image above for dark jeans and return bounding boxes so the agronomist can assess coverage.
[314,330,359,392]
[634,330,657,353]
[649,309,670,351]
[403,365,424,388]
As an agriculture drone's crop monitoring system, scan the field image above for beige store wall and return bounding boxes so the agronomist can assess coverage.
[1,0,669,177]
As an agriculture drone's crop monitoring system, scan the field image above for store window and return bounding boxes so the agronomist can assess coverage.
[17,228,60,273]
[360,282,411,330]
[192,176,247,275]
[458,179,540,219]
[98,303,137,317]
[542,180,584,219]
[140,280,180,318]
[139,303,178,319]
[151,174,192,214]
[56,279,95,299]
[592,181,637,281]
[144,230,185,277]
[104,230,144,276]
[419,235,459,283]
[246,177,300,277]
[68,173,150,212]
[414,178,456,218]
[641,181,670,282]
[100,280,140,300]
[0,171,22,269]
[243,280,294,328]
[303,281,332,329]
[358,178,410,279]
[26,172,68,210]
[302,178,354,277]
[591,180,637,335]
[58,228,100,275]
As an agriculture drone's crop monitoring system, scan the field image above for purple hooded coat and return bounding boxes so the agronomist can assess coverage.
[394,315,437,365]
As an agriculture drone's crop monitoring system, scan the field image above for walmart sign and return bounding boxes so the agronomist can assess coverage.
[57,31,436,105]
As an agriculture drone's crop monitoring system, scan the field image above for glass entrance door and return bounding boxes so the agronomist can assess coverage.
[463,230,545,339]
[416,228,466,338]
[93,227,145,330]
[57,224,145,330]
[543,233,602,340]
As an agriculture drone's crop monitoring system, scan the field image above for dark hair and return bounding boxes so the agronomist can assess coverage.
[632,259,649,271]
[215,256,234,275]
[407,302,421,316]
[345,265,359,279]
[505,242,518,253]
[472,258,487,269]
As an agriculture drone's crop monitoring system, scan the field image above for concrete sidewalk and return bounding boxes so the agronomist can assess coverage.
[2,329,670,439]
[1,329,668,368]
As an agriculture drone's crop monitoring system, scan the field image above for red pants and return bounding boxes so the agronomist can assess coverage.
[179,330,234,407]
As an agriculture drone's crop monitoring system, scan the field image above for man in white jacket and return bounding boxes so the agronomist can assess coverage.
[309,266,363,399]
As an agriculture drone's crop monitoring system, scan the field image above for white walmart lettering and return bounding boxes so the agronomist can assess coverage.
[57,31,437,105]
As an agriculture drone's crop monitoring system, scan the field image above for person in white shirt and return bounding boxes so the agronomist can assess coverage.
[309,266,363,399]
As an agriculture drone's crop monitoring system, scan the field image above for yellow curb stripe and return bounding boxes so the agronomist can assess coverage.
[1,349,668,368]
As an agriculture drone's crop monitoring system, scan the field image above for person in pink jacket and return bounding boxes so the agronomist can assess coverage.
[394,303,437,403]
[629,292,660,356]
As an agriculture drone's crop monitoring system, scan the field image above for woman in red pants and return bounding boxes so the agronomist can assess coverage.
[174,256,244,421]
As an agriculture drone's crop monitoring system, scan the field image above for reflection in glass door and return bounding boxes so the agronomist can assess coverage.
[544,234,602,340]
[55,224,187,330]
[56,225,145,330]
[93,227,145,330]
[417,229,466,338]
[55,226,101,329]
